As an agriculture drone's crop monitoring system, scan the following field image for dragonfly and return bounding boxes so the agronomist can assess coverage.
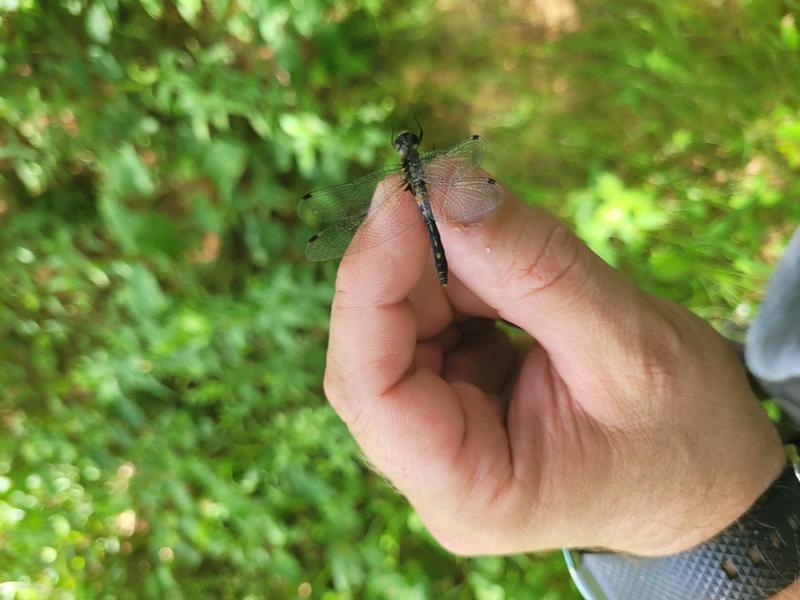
[298,125,504,286]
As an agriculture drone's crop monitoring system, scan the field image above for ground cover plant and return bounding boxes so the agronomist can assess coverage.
[1,0,800,597]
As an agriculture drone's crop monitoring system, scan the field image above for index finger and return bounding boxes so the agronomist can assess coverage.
[323,183,469,490]
[324,180,430,418]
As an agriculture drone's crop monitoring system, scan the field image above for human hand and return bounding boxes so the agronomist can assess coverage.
[323,180,785,556]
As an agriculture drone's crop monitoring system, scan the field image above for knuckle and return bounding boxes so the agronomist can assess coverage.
[505,219,588,302]
[322,364,342,404]
[346,406,372,442]
[332,279,363,310]
[323,358,369,438]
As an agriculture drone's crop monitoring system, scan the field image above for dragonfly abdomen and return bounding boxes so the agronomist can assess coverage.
[412,178,449,286]
[401,150,449,285]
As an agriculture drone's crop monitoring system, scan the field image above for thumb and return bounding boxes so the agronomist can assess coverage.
[440,190,652,374]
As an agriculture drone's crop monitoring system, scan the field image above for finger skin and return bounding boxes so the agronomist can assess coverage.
[439,193,645,381]
[444,272,500,320]
[409,259,452,340]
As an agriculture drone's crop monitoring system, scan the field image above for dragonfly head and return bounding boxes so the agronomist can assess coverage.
[393,131,421,157]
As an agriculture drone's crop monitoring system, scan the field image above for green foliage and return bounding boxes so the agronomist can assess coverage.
[1,0,799,597]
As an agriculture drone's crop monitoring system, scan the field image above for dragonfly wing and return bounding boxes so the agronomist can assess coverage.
[444,134,487,164]
[426,176,505,224]
[420,134,487,167]
[298,164,403,223]
[421,135,489,188]
[305,216,363,261]
[305,184,421,261]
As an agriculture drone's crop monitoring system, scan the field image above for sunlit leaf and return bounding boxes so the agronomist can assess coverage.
[86,3,113,44]
[176,0,201,26]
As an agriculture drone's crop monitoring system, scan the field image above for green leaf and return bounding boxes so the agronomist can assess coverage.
[86,3,113,44]
[781,14,799,50]
[202,140,248,203]
[139,0,163,18]
[176,0,201,25]
[258,8,290,45]
[126,264,168,317]
[102,144,155,199]
[133,212,184,257]
[208,0,228,19]
[329,545,364,591]
[648,247,692,282]
[776,117,800,167]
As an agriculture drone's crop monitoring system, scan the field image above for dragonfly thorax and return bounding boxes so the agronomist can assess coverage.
[392,131,421,157]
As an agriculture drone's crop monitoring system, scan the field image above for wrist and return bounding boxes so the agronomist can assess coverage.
[567,445,800,599]
[617,416,785,556]
[683,431,786,553]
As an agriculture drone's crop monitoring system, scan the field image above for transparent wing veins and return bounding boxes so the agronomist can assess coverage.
[298,164,403,223]
[304,186,419,261]
[301,135,502,261]
[425,176,504,223]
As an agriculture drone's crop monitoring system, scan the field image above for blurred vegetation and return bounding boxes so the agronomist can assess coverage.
[1,0,800,598]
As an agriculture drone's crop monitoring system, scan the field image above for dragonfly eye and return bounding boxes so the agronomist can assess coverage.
[393,131,420,152]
